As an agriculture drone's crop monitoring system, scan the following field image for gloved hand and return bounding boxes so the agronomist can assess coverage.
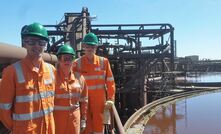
[80,119,86,132]
[103,109,111,124]
[105,100,114,109]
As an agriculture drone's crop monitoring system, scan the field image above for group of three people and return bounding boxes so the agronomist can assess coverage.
[0,22,115,134]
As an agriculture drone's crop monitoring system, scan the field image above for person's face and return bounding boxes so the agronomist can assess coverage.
[83,44,97,57]
[59,54,74,70]
[22,36,47,58]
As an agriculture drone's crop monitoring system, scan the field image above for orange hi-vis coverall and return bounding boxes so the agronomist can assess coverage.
[54,67,88,134]
[73,55,115,133]
[0,57,56,134]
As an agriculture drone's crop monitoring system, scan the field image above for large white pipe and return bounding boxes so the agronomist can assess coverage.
[0,42,58,64]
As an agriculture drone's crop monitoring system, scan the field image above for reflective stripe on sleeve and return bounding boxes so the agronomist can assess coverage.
[13,107,54,121]
[84,75,105,80]
[99,57,104,70]
[79,97,88,102]
[16,90,55,102]
[87,84,105,90]
[0,103,12,110]
[107,76,114,81]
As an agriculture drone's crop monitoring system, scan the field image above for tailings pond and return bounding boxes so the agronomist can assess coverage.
[144,72,221,134]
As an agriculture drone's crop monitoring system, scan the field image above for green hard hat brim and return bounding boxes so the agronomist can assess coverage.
[57,51,75,55]
[83,42,97,46]
[57,52,76,59]
[57,44,76,56]
[22,33,49,41]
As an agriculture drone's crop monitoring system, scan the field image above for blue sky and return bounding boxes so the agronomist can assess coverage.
[1,0,221,60]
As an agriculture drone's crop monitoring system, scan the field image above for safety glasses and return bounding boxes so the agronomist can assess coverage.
[84,44,97,49]
[22,39,47,46]
[61,55,75,62]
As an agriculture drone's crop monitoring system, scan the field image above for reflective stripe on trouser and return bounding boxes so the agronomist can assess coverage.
[13,113,55,134]
[54,103,79,111]
[87,84,105,90]
[54,108,80,134]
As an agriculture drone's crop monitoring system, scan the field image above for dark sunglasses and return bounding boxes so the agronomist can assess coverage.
[22,39,47,46]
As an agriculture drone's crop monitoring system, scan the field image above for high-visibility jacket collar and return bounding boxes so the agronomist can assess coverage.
[83,54,100,65]
[57,66,76,82]
[22,56,46,73]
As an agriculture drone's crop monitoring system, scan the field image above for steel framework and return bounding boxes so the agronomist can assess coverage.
[43,7,175,122]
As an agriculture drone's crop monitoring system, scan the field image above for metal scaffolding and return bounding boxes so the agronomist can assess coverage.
[43,7,175,123]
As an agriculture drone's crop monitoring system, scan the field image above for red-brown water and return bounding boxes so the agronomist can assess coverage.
[144,91,221,134]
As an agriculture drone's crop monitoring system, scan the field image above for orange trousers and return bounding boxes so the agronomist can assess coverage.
[83,90,106,134]
[54,109,80,134]
[11,114,55,134]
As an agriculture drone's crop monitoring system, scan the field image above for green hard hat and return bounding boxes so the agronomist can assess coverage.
[21,22,49,41]
[57,44,75,56]
[82,33,98,46]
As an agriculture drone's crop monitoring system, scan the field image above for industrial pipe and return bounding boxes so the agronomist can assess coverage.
[0,42,57,64]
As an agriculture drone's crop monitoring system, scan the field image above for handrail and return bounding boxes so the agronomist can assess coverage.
[124,88,221,133]
[111,105,125,134]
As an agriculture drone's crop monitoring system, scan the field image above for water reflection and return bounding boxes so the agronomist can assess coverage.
[186,72,221,82]
[144,91,221,134]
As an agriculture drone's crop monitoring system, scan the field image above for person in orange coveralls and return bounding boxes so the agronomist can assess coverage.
[54,44,88,134]
[0,22,56,134]
[73,33,116,134]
